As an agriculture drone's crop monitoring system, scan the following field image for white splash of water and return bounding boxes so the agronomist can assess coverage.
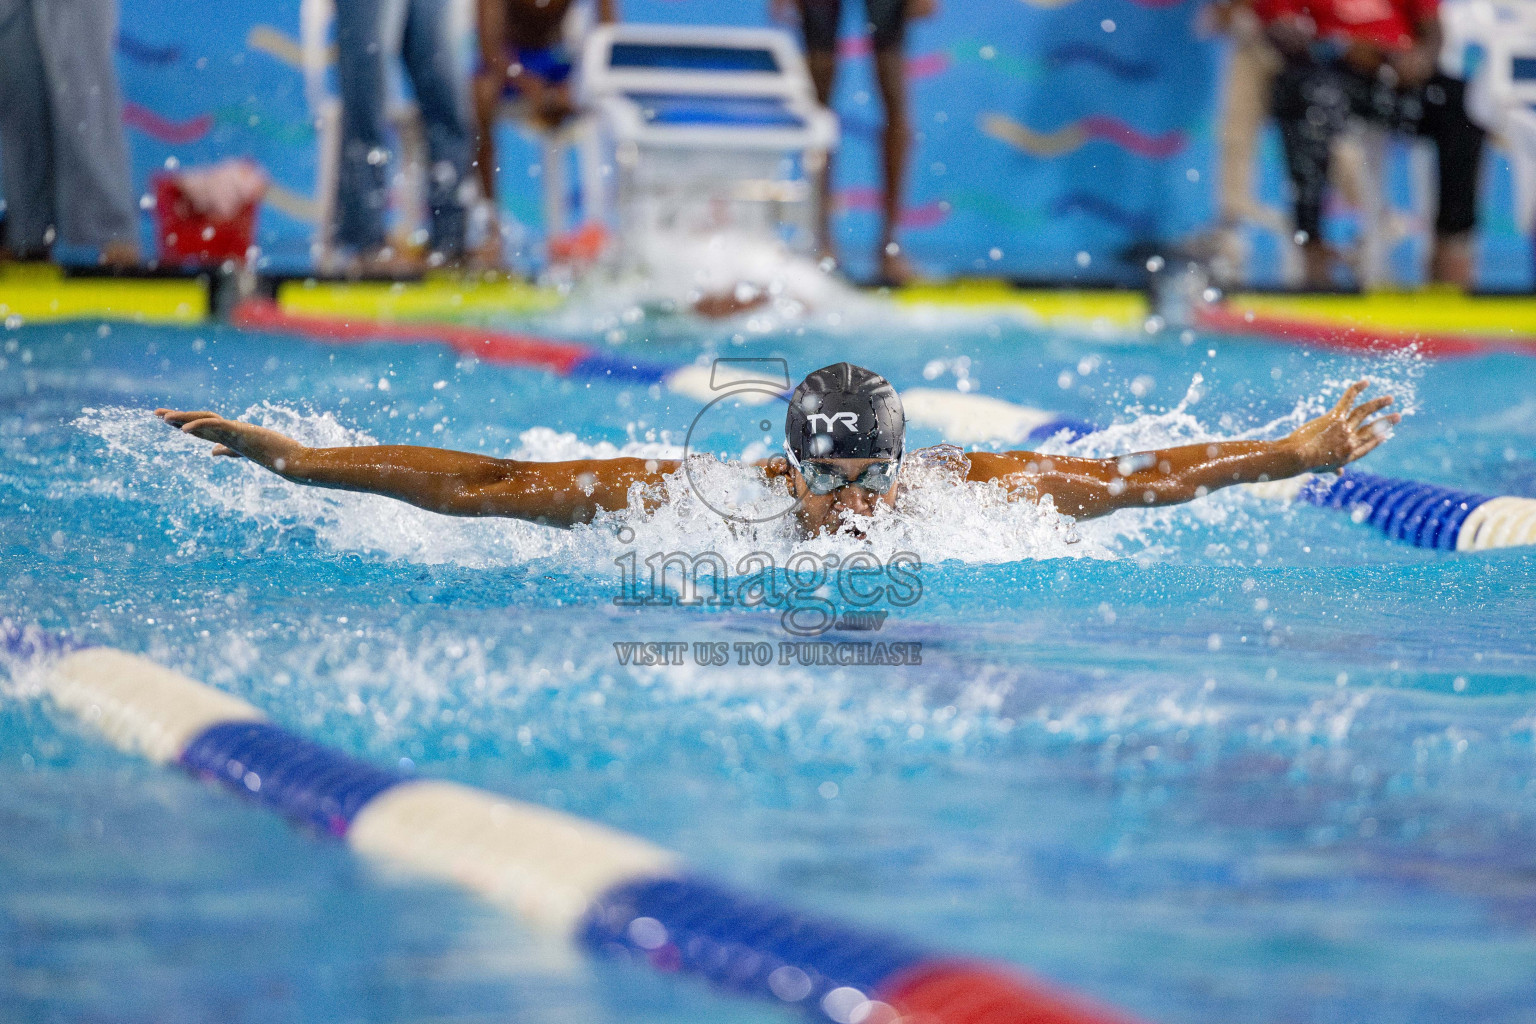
[600,442,1102,573]
[545,229,886,338]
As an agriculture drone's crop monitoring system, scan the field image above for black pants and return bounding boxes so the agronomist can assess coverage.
[798,0,908,53]
[1272,59,1484,241]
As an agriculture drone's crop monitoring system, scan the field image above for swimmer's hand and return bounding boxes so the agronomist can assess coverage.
[154,407,679,527]
[1283,378,1399,473]
[155,408,304,468]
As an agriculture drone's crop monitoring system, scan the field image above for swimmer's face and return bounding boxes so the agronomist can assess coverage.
[789,457,901,539]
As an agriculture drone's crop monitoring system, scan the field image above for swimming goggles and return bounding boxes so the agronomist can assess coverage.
[784,446,904,495]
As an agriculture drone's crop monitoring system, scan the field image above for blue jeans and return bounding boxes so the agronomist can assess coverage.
[0,0,137,254]
[334,0,469,256]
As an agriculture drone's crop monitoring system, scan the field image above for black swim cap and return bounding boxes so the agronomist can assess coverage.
[785,362,905,461]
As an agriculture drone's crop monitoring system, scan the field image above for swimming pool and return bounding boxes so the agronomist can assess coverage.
[3,305,1535,1023]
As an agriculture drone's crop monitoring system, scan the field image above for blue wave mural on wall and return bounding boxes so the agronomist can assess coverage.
[77,0,1528,286]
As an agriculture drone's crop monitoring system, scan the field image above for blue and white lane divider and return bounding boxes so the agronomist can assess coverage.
[6,623,1139,1024]
[1246,471,1536,550]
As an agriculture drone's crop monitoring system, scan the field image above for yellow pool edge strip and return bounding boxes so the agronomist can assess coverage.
[1225,290,1536,338]
[9,266,1536,343]
[277,277,563,321]
[0,273,208,324]
[276,277,1151,331]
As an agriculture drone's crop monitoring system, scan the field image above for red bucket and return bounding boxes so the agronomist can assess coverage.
[548,222,610,267]
[153,174,258,267]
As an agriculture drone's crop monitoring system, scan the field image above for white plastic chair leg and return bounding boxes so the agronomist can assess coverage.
[575,117,606,226]
[1352,123,1392,288]
[1504,105,1536,232]
[543,133,568,237]
[390,102,428,250]
[314,98,342,268]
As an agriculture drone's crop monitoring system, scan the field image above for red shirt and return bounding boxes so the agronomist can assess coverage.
[1255,0,1437,50]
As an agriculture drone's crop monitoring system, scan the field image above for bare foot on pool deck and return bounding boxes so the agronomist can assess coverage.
[341,246,423,280]
[1429,233,1475,290]
[467,232,504,272]
[1301,240,1355,290]
[99,241,141,270]
[875,245,919,288]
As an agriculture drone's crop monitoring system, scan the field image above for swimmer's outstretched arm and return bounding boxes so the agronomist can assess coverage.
[154,409,679,528]
[963,379,1399,520]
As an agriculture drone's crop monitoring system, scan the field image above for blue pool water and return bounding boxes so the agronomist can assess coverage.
[3,307,1535,1023]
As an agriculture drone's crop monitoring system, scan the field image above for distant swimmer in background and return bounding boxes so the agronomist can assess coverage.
[156,364,1398,541]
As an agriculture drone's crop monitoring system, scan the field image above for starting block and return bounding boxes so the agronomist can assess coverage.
[566,23,839,271]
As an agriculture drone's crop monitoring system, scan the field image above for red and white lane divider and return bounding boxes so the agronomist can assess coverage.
[1195,305,1536,359]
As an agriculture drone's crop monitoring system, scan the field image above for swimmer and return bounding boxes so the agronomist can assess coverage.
[155,363,1398,539]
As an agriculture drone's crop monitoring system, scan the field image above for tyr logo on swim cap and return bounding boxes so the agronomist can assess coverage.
[785,362,905,460]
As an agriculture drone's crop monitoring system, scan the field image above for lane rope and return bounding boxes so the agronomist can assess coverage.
[1243,471,1536,550]
[228,300,1088,444]
[1195,305,1534,359]
[2,625,1140,1024]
